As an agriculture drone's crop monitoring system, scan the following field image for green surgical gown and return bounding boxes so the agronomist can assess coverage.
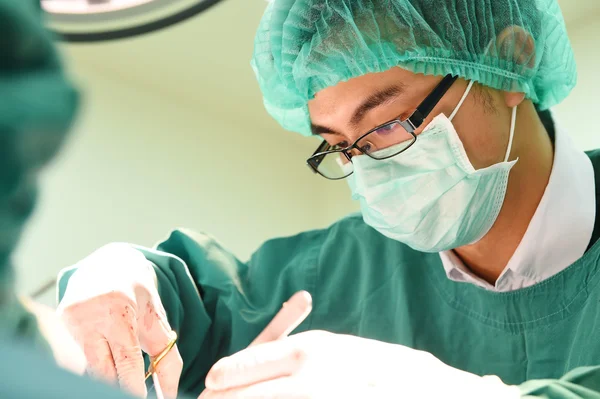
[58,150,600,399]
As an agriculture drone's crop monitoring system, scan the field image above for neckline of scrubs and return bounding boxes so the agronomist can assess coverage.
[426,238,600,332]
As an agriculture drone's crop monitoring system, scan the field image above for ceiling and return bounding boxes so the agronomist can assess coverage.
[61,0,600,144]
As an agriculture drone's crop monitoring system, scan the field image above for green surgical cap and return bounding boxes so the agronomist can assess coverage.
[251,0,576,136]
[0,0,79,300]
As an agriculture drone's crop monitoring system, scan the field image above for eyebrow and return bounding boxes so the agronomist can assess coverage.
[310,83,407,136]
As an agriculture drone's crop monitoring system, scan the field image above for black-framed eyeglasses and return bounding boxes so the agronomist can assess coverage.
[307,74,458,180]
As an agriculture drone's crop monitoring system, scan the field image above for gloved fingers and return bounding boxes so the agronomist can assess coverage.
[205,339,306,391]
[249,291,312,347]
[199,376,306,399]
[108,303,147,398]
[136,284,182,399]
[57,292,142,391]
[82,333,117,385]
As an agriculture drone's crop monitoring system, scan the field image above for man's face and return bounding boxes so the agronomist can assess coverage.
[307,67,516,170]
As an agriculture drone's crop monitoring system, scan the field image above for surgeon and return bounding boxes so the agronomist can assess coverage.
[57,0,600,398]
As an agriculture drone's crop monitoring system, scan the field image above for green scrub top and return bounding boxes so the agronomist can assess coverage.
[58,149,600,398]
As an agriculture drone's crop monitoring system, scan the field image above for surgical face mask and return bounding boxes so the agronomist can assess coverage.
[347,81,518,253]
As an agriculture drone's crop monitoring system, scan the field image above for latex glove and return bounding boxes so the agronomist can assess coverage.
[200,330,521,399]
[57,243,183,398]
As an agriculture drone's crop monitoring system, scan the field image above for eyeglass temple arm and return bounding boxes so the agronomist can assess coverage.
[405,74,459,131]
[307,140,332,172]
[312,140,331,156]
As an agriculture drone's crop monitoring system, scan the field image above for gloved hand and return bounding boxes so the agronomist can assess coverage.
[200,330,521,399]
[57,243,182,398]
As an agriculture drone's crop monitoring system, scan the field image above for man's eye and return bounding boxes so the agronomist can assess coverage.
[373,123,399,135]
[332,141,349,149]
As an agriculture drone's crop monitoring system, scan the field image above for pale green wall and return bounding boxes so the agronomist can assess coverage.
[553,12,600,150]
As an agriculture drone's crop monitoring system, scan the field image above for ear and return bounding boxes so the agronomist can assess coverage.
[505,91,526,108]
[493,26,535,108]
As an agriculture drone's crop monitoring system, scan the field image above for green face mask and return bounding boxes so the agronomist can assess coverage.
[348,81,518,253]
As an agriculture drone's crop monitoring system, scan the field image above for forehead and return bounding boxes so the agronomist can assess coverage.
[307,68,438,120]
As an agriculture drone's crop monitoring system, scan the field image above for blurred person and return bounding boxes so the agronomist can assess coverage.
[0,1,146,398]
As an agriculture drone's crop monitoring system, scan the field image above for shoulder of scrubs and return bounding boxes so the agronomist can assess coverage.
[0,338,140,399]
[58,217,367,394]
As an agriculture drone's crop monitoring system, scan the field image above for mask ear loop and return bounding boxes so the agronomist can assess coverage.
[449,80,475,122]
[504,106,517,162]
[449,84,517,163]
[449,39,494,123]
[449,38,517,163]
